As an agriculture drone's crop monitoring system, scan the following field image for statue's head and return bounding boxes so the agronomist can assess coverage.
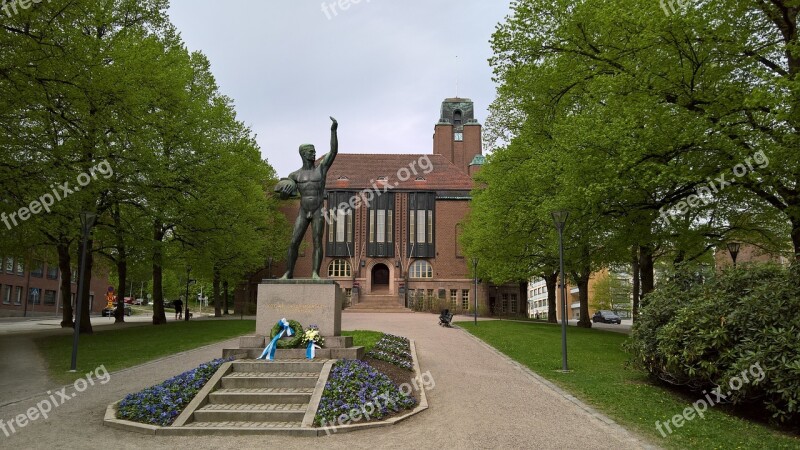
[299,144,316,161]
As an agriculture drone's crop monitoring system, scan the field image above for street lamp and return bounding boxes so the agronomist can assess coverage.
[727,242,741,268]
[552,210,570,373]
[70,211,96,372]
[472,258,479,326]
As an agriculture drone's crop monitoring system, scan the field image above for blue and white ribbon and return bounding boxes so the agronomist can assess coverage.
[306,341,322,360]
[257,318,294,361]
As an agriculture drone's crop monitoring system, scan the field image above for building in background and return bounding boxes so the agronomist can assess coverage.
[0,256,110,317]
[238,98,525,316]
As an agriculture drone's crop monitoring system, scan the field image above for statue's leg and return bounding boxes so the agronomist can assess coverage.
[311,210,324,280]
[281,213,310,279]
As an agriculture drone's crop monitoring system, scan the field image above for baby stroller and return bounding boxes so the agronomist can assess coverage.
[439,309,454,327]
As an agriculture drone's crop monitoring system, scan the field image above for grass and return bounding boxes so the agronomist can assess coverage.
[457,320,800,449]
[341,329,384,352]
[36,320,255,384]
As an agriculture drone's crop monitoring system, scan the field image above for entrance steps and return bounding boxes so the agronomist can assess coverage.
[347,294,411,313]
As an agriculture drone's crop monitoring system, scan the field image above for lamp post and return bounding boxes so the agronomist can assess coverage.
[184,266,194,321]
[70,211,96,372]
[727,242,741,268]
[472,257,479,325]
[552,210,570,373]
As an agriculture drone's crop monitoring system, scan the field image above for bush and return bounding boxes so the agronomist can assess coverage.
[627,263,800,424]
[116,357,232,426]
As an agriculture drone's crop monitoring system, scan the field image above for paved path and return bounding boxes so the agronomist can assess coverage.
[0,312,652,449]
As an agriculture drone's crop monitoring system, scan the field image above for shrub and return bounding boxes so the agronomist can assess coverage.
[627,263,800,424]
[116,357,232,426]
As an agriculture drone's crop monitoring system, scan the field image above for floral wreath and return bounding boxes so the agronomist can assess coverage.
[269,319,305,349]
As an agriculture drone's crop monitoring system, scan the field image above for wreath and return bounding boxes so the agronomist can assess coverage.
[269,319,305,349]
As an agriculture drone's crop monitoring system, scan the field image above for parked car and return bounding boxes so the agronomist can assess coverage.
[592,310,622,324]
[102,305,132,317]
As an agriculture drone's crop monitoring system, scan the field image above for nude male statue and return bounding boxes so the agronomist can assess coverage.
[277,116,338,279]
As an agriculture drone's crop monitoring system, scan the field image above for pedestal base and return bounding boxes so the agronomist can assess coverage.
[255,279,342,337]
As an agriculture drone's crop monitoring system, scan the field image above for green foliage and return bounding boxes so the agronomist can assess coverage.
[268,320,305,349]
[628,264,800,424]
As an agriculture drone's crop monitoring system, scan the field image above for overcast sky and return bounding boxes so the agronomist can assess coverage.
[167,0,512,177]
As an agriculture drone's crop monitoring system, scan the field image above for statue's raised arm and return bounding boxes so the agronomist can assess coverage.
[320,117,338,174]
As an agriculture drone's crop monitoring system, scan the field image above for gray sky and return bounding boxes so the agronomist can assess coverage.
[167,0,512,177]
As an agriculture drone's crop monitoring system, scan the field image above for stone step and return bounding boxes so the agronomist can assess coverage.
[223,346,364,360]
[193,403,307,423]
[220,372,319,389]
[231,361,325,373]
[239,335,353,349]
[183,421,303,430]
[209,388,313,405]
[344,308,413,313]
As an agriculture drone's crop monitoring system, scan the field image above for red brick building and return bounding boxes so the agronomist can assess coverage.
[238,98,524,315]
[0,255,110,317]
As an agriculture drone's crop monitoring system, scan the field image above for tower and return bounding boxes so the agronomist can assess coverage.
[433,98,483,174]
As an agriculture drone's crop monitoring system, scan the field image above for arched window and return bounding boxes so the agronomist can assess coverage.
[453,110,462,126]
[409,260,433,279]
[328,259,352,278]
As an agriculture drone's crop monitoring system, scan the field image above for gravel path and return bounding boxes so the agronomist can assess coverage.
[0,312,653,449]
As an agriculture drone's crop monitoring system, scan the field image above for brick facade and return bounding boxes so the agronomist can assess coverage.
[237,98,525,317]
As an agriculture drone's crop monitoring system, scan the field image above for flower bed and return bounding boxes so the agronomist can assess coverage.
[314,359,416,426]
[116,357,232,426]
[365,334,413,371]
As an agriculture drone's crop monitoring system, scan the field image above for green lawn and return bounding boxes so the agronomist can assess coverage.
[341,330,384,352]
[458,320,800,449]
[36,320,255,384]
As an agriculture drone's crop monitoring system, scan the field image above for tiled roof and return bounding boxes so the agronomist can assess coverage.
[324,153,475,191]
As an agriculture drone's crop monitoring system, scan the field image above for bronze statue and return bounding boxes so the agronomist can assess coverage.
[276,117,338,279]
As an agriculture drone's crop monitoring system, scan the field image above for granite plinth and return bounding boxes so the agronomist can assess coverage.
[256,280,342,337]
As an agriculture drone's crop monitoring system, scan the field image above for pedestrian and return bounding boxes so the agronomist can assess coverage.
[174,298,183,320]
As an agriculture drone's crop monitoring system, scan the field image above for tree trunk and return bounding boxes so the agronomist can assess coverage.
[223,280,230,315]
[518,281,527,318]
[58,242,74,328]
[573,249,593,328]
[213,265,222,318]
[113,204,126,323]
[152,221,167,325]
[115,259,127,323]
[792,218,800,261]
[544,270,558,323]
[631,245,640,322]
[76,237,94,334]
[640,245,655,297]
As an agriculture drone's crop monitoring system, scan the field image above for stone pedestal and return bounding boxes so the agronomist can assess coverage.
[256,279,342,337]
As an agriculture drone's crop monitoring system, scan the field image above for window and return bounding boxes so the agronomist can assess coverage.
[427,289,434,300]
[31,261,42,278]
[501,293,508,313]
[326,192,355,257]
[2,286,10,305]
[44,290,56,306]
[408,193,435,257]
[454,132,463,142]
[367,192,394,257]
[462,290,470,310]
[4,257,12,274]
[46,264,58,280]
[16,261,23,276]
[29,288,42,305]
[15,287,22,305]
[409,260,433,279]
[510,293,518,314]
[328,259,352,278]
[450,289,458,307]
[453,110,462,126]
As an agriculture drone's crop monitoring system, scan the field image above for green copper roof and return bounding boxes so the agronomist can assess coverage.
[469,155,486,166]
